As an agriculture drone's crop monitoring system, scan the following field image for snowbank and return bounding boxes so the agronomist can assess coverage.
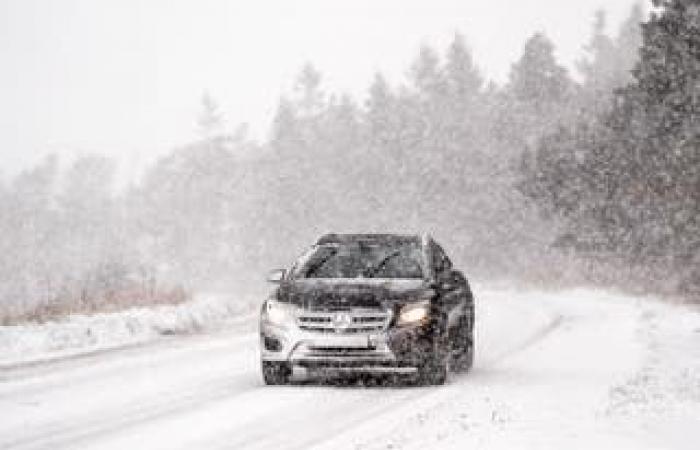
[0,293,258,366]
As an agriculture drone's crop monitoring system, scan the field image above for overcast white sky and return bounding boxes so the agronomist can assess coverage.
[0,0,644,181]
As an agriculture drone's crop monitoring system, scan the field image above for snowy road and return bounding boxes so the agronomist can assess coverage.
[1,288,699,449]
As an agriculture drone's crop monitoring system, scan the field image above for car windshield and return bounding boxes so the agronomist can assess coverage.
[292,242,424,279]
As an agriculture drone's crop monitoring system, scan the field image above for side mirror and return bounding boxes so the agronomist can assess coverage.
[266,269,286,284]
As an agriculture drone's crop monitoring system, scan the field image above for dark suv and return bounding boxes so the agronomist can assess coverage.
[259,233,475,385]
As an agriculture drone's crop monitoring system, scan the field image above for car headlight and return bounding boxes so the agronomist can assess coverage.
[397,301,430,325]
[264,300,297,326]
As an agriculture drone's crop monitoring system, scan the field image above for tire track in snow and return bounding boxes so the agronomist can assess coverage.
[483,313,565,366]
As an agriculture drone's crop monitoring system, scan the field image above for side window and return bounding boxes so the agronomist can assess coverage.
[431,242,452,275]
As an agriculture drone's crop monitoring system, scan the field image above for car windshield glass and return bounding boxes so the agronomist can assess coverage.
[294,242,424,279]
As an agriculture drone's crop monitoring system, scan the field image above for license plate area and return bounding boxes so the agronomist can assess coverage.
[308,334,372,349]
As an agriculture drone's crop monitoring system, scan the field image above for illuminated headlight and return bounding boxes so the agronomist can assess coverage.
[264,300,297,326]
[397,301,430,325]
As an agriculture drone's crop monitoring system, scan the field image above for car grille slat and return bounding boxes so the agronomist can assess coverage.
[297,309,390,334]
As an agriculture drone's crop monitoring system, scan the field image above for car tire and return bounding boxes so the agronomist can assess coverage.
[261,361,291,385]
[415,343,448,386]
[451,315,474,373]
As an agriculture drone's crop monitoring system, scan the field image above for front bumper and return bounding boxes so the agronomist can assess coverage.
[260,318,441,373]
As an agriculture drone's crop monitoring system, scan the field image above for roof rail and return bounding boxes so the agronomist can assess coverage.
[315,233,424,246]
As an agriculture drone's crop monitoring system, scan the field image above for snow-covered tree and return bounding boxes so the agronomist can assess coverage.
[577,5,645,116]
[294,63,326,119]
[444,33,483,106]
[410,45,444,100]
[197,92,224,140]
[578,10,620,114]
[615,2,646,81]
[366,73,398,147]
[523,0,699,296]
[508,33,574,111]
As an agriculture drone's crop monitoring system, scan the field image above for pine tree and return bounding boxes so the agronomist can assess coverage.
[509,33,573,111]
[324,94,361,153]
[578,10,619,114]
[271,96,298,144]
[615,2,645,82]
[409,45,445,100]
[294,63,325,118]
[505,31,576,164]
[6,155,59,309]
[628,0,699,135]
[197,93,224,139]
[366,73,398,147]
[615,0,700,268]
[445,33,483,105]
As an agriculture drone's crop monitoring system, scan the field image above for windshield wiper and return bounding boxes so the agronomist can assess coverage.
[362,250,402,278]
[304,247,338,278]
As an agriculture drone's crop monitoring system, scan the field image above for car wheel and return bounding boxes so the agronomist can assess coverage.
[451,315,474,373]
[415,344,448,386]
[261,361,291,385]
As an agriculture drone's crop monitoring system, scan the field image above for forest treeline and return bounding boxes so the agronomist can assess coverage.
[1,1,697,323]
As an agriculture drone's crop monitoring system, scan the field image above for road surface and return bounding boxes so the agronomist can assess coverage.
[1,287,698,449]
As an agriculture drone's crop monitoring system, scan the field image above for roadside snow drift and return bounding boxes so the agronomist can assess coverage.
[0,294,257,366]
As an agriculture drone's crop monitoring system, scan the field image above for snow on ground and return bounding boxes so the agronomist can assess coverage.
[0,293,258,367]
[0,286,698,450]
[326,290,700,449]
[325,288,700,450]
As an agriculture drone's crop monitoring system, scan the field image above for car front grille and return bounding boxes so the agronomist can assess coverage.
[297,309,391,334]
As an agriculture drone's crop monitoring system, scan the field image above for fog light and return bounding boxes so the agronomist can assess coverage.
[264,336,282,352]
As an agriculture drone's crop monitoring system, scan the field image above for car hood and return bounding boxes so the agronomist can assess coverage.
[277,278,433,310]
